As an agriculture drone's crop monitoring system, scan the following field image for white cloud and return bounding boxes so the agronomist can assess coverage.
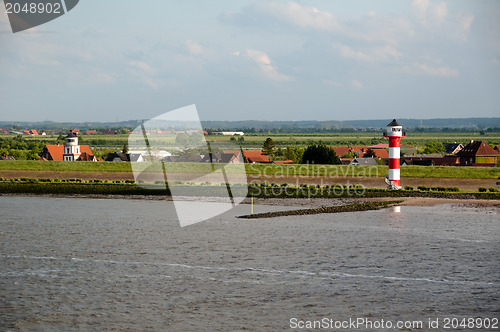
[457,14,474,41]
[258,1,339,32]
[404,63,459,77]
[186,40,205,55]
[412,0,448,27]
[92,72,114,84]
[129,61,155,75]
[350,79,363,90]
[338,44,372,62]
[336,44,402,63]
[243,49,292,82]
[128,61,160,89]
[229,2,413,45]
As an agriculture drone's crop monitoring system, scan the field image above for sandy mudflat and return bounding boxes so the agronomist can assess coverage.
[2,193,499,210]
[239,196,500,209]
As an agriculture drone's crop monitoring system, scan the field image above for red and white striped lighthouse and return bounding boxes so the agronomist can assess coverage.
[384,119,405,190]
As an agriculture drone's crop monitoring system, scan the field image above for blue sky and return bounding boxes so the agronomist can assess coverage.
[0,0,499,122]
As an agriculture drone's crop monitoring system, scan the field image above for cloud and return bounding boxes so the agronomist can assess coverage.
[129,61,155,75]
[257,1,340,32]
[404,63,459,77]
[240,49,292,82]
[350,79,363,90]
[186,40,205,55]
[412,0,448,27]
[457,14,474,41]
[223,2,413,45]
[338,44,372,62]
[92,72,114,84]
[128,61,160,89]
[336,44,402,63]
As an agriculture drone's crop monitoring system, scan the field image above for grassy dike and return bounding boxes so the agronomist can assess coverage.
[1,181,499,200]
[0,160,499,178]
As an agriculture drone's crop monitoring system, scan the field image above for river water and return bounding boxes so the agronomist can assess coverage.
[1,196,499,331]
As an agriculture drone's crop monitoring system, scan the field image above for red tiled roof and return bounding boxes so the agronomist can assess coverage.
[77,152,95,161]
[371,149,389,159]
[457,141,499,157]
[330,146,351,157]
[330,146,368,157]
[273,160,293,164]
[243,150,270,163]
[42,144,95,161]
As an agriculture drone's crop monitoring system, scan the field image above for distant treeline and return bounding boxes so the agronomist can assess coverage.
[2,117,500,131]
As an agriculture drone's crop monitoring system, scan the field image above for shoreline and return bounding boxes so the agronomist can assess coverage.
[2,192,499,209]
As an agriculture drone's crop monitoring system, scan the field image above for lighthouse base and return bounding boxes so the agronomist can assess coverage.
[385,174,402,190]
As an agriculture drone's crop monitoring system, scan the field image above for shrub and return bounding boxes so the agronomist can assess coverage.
[404,186,414,191]
[488,187,498,192]
[417,186,429,191]
[271,182,279,187]
[478,187,487,192]
[309,184,316,190]
[125,179,135,184]
[281,183,289,187]
[447,187,460,192]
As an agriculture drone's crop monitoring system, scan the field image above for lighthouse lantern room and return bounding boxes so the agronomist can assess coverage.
[63,132,81,161]
[384,119,405,190]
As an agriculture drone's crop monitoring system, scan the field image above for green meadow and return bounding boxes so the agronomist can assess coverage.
[0,160,498,179]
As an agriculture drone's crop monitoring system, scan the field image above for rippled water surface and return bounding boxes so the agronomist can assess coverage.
[1,196,499,331]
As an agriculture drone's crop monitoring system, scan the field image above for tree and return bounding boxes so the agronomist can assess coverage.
[342,151,356,159]
[364,148,376,158]
[122,144,128,154]
[301,143,340,165]
[262,137,275,156]
[421,141,445,155]
[284,147,296,162]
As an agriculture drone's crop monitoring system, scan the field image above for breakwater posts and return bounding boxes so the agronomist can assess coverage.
[237,200,403,219]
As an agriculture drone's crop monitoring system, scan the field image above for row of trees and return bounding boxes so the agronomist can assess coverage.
[262,138,341,164]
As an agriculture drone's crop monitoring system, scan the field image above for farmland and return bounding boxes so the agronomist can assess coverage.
[4,131,500,150]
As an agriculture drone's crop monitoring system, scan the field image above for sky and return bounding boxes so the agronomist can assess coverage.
[0,0,499,122]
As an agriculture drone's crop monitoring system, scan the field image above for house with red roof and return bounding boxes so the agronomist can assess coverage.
[456,141,499,166]
[242,150,270,163]
[40,132,98,162]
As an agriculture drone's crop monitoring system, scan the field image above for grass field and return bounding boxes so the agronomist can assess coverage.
[1,160,498,179]
[4,131,500,150]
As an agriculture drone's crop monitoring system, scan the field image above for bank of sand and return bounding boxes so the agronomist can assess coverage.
[1,170,499,191]
[246,196,500,209]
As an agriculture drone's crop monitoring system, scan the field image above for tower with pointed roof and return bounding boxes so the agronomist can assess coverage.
[383,119,405,189]
[62,132,81,161]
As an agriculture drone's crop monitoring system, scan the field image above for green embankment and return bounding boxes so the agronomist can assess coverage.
[0,161,499,179]
[0,181,499,200]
